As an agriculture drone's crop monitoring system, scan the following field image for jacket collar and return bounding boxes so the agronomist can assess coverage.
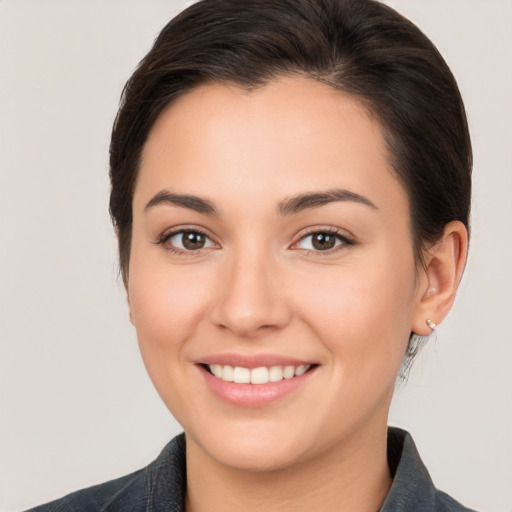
[380,427,437,511]
[144,427,438,512]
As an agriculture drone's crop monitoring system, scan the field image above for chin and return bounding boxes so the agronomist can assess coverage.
[185,419,318,473]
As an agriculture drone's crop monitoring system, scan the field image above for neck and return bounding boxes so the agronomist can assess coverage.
[185,422,392,512]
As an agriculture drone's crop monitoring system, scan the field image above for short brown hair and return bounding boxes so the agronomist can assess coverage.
[109,0,472,286]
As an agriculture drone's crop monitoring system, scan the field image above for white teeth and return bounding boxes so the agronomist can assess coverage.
[295,365,308,376]
[222,365,234,382]
[269,365,283,382]
[233,366,251,384]
[211,364,223,378]
[207,364,311,384]
[283,366,295,379]
[250,367,269,384]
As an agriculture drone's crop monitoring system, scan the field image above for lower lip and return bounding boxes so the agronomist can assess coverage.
[199,366,316,408]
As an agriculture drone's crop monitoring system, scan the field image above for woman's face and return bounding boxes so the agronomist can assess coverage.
[128,77,428,471]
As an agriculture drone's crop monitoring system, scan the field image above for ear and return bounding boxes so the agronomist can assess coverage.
[411,221,468,335]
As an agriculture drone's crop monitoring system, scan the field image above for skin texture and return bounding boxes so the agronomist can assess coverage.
[128,77,467,512]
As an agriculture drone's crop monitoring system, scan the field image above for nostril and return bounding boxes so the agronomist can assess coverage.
[210,301,293,337]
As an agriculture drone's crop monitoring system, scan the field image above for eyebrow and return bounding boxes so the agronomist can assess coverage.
[145,190,218,215]
[144,187,377,216]
[278,188,377,215]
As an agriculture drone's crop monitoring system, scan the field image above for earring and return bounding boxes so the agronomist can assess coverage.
[426,319,437,331]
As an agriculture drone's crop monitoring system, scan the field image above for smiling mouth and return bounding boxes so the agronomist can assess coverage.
[203,364,315,384]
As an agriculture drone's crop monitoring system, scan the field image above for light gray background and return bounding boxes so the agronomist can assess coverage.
[0,1,510,511]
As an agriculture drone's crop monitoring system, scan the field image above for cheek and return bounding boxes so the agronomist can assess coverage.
[127,247,217,368]
[127,258,217,424]
[294,250,417,376]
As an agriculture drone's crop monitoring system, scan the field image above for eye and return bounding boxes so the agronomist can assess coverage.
[162,229,216,252]
[294,230,353,252]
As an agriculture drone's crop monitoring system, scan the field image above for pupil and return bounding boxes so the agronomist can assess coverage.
[183,231,205,250]
[312,233,335,250]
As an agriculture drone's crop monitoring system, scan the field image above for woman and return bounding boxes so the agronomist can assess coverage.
[16,0,483,510]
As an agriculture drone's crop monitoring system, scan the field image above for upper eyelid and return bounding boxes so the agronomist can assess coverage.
[155,225,355,249]
[156,227,218,255]
[293,226,355,241]
[158,225,215,243]
[290,227,356,252]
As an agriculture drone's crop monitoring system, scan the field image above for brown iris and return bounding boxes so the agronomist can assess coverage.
[311,233,336,251]
[182,231,207,250]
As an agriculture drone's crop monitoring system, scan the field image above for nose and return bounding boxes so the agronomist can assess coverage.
[210,249,292,338]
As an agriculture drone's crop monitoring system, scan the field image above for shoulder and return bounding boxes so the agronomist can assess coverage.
[24,434,187,512]
[434,490,479,512]
[25,469,147,512]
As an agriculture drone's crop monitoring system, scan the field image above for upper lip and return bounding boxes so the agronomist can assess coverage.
[197,353,316,369]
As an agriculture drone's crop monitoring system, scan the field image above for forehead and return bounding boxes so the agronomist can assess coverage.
[135,77,406,215]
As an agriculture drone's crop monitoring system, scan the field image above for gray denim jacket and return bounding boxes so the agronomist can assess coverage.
[26,427,478,511]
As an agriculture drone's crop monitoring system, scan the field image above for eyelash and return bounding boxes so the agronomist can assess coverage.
[155,226,216,256]
[291,227,356,256]
[155,227,356,256]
